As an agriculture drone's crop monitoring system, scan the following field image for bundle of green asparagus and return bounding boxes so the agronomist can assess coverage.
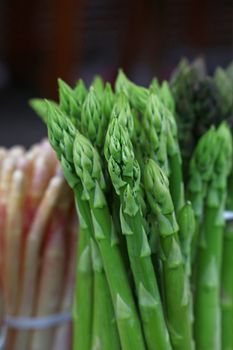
[30,67,233,350]
[0,140,77,350]
[170,58,233,172]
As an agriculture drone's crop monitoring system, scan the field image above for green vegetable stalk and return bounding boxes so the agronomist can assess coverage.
[187,127,219,263]
[73,132,146,350]
[194,123,232,350]
[221,170,233,350]
[46,102,145,350]
[144,159,194,350]
[105,116,172,350]
[90,239,121,350]
[72,224,93,350]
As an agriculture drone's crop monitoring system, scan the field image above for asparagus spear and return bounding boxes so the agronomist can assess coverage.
[177,202,196,328]
[46,102,146,350]
[144,159,194,350]
[73,134,146,350]
[159,81,176,116]
[221,210,233,350]
[52,89,117,345]
[30,180,73,350]
[91,75,105,97]
[164,103,185,214]
[91,238,121,350]
[4,170,25,315]
[72,204,93,350]
[53,208,77,350]
[194,123,232,350]
[73,78,88,103]
[104,117,172,350]
[29,99,59,123]
[141,93,169,174]
[115,70,149,112]
[14,175,64,350]
[187,127,219,262]
[221,163,233,349]
[0,157,18,291]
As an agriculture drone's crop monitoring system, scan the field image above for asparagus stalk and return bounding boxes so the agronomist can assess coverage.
[73,135,146,350]
[104,117,172,350]
[29,99,59,123]
[0,155,19,350]
[0,157,18,290]
[14,175,64,350]
[30,180,73,350]
[177,202,196,328]
[221,168,233,349]
[144,159,194,350]
[46,102,146,350]
[164,104,185,214]
[72,205,93,350]
[91,238,121,350]
[3,169,26,350]
[194,123,232,350]
[91,75,105,97]
[73,78,88,103]
[51,84,119,349]
[187,127,219,262]
[53,208,77,350]
[4,170,25,315]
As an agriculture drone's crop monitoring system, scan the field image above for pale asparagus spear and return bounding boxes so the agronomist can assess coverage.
[22,150,57,242]
[30,181,73,350]
[0,155,22,350]
[8,146,25,159]
[13,176,64,350]
[4,170,25,314]
[53,208,77,350]
[0,157,18,284]
[0,148,6,178]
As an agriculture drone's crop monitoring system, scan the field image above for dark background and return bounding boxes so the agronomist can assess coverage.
[0,0,232,147]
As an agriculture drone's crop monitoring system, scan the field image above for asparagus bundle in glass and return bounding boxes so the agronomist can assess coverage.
[0,140,77,350]
[31,63,233,350]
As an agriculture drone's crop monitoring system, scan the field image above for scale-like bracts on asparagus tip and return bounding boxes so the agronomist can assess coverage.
[111,91,134,138]
[187,127,219,261]
[58,79,82,128]
[81,86,107,148]
[105,117,172,350]
[46,100,79,189]
[73,132,146,350]
[91,75,105,97]
[163,103,185,214]
[74,78,88,103]
[115,70,149,112]
[29,99,59,124]
[159,81,176,115]
[142,93,169,174]
[144,159,194,350]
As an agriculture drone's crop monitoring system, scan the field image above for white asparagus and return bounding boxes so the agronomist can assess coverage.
[53,207,78,350]
[4,170,25,314]
[13,176,64,350]
[30,183,72,350]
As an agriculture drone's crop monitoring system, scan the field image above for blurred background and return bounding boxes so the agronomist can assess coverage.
[0,0,232,147]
